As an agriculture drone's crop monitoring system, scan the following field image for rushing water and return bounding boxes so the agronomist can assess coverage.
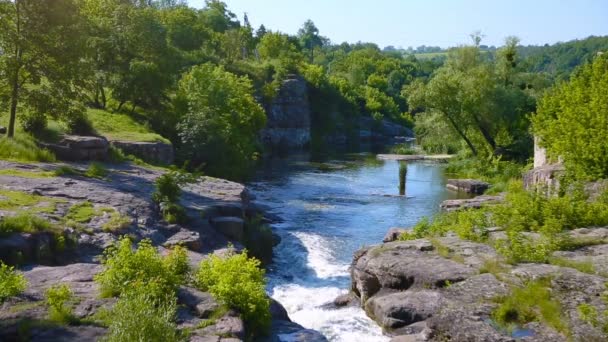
[249,153,460,341]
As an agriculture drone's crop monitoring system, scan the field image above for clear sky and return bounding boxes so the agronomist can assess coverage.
[187,0,608,48]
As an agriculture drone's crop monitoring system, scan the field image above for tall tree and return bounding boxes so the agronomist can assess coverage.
[0,0,84,137]
[297,19,324,62]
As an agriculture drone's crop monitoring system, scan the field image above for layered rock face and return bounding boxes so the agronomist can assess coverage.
[111,140,174,165]
[261,75,311,150]
[348,232,608,341]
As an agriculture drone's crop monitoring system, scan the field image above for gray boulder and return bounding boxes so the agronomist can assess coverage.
[210,216,245,242]
[383,227,409,242]
[177,287,220,319]
[365,290,443,330]
[446,179,489,195]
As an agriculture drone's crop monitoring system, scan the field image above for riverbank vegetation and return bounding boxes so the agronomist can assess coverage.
[1,1,606,180]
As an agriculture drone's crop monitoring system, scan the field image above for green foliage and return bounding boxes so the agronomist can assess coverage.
[176,63,266,180]
[195,251,271,335]
[0,262,27,302]
[0,136,55,162]
[493,279,568,334]
[153,173,181,204]
[532,54,608,181]
[94,237,187,298]
[45,284,76,324]
[404,181,608,263]
[101,210,132,232]
[0,213,54,237]
[445,156,526,194]
[153,172,188,223]
[84,162,108,179]
[390,144,417,155]
[53,166,80,177]
[103,284,181,342]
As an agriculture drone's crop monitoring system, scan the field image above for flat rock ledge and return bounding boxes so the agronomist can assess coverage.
[440,193,504,212]
[347,230,608,341]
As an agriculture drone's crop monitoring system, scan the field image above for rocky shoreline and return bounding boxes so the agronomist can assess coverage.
[0,161,327,341]
[341,223,608,342]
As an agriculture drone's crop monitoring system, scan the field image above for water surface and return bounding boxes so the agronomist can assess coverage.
[249,154,459,341]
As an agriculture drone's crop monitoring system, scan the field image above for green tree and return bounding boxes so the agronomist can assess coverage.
[0,0,84,137]
[532,53,608,180]
[298,19,324,62]
[176,64,266,179]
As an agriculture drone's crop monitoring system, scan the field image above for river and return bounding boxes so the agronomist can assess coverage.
[249,153,461,341]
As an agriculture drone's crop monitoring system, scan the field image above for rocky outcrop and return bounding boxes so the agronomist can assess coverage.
[41,135,109,161]
[347,229,608,341]
[0,160,326,341]
[383,227,410,242]
[446,179,489,195]
[359,117,413,143]
[111,140,174,165]
[261,75,311,150]
[440,194,504,211]
[523,163,564,193]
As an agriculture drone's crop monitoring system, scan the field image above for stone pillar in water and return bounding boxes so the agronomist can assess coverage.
[399,162,407,196]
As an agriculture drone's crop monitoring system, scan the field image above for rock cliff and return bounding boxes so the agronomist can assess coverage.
[261,75,311,150]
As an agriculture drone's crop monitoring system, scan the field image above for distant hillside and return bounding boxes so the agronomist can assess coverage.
[519,35,608,80]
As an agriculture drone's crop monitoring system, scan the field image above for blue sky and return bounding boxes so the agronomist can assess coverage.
[187,0,608,48]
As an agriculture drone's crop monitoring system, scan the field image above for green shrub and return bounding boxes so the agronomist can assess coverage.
[0,213,54,237]
[94,238,187,298]
[153,173,181,204]
[103,284,180,342]
[21,111,48,135]
[45,284,75,324]
[195,251,271,335]
[532,54,608,181]
[0,135,55,162]
[390,144,417,155]
[0,262,27,302]
[493,279,568,334]
[85,162,108,179]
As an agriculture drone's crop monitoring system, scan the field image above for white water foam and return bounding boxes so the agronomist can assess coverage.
[269,232,389,342]
[294,232,349,279]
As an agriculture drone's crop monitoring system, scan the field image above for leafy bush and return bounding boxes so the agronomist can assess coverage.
[21,110,48,135]
[493,279,568,334]
[176,63,266,180]
[532,53,608,181]
[94,238,188,298]
[0,262,27,302]
[45,284,75,324]
[152,173,181,204]
[103,284,181,342]
[195,251,271,335]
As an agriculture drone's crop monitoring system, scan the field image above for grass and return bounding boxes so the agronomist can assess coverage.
[0,169,55,178]
[45,284,77,324]
[549,257,596,274]
[0,190,65,214]
[0,213,55,237]
[390,144,418,155]
[492,278,569,335]
[65,201,97,223]
[84,162,108,179]
[87,108,169,143]
[0,135,55,162]
[479,258,509,276]
[102,210,131,232]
